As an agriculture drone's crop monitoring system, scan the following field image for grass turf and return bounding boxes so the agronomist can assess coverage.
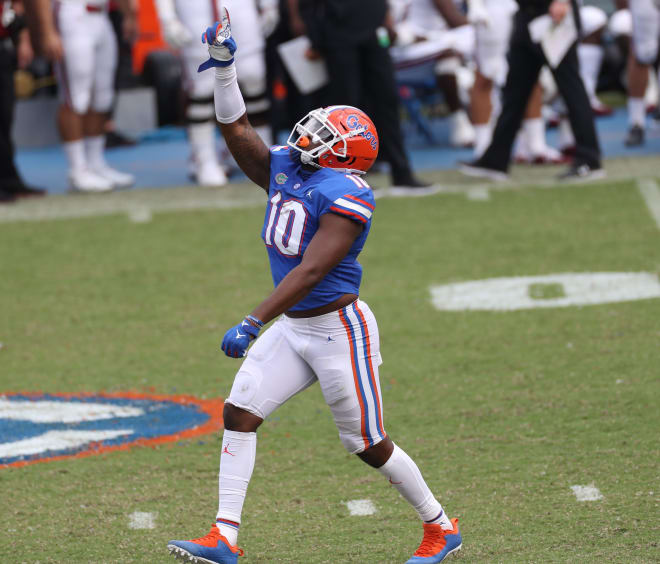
[1,175,659,563]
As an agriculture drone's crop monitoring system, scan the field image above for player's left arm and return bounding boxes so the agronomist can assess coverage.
[220,214,362,357]
[199,11,270,191]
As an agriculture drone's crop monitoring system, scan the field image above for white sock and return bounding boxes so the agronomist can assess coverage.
[84,135,107,170]
[523,118,546,157]
[188,121,219,164]
[513,129,529,160]
[63,140,86,173]
[473,123,492,159]
[254,124,273,148]
[628,97,646,128]
[558,118,575,150]
[377,443,453,530]
[216,430,257,546]
[578,44,604,103]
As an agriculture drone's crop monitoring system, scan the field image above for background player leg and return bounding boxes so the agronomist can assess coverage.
[84,19,134,189]
[176,0,227,186]
[626,51,650,146]
[54,4,113,193]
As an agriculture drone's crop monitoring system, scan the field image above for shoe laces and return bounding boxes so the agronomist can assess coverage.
[191,526,244,556]
[191,526,222,545]
[413,525,448,557]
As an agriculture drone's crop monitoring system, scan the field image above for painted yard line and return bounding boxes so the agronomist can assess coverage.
[430,272,660,311]
[637,179,660,230]
[127,207,153,223]
[128,511,156,529]
[344,499,377,516]
[466,187,491,201]
[571,484,603,502]
[0,174,637,224]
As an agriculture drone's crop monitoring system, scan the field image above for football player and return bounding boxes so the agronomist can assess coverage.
[155,0,271,185]
[29,0,136,192]
[167,11,462,564]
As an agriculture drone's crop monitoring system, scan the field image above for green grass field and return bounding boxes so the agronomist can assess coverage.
[1,161,659,563]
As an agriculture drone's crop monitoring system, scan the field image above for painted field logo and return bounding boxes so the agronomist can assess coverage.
[0,392,223,469]
[430,272,660,311]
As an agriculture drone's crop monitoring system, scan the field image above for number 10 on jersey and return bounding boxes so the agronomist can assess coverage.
[264,192,308,257]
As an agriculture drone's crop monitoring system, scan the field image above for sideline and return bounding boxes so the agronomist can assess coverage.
[1,165,657,224]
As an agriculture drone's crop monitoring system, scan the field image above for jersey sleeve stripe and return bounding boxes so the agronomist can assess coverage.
[333,197,373,219]
[344,194,375,210]
[329,206,368,223]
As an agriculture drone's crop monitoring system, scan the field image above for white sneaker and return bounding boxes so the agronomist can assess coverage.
[69,169,114,193]
[93,165,135,189]
[193,160,228,187]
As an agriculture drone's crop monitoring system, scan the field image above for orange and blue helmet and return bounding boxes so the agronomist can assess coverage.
[287,105,379,175]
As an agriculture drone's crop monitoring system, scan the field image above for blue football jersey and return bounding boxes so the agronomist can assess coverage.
[262,146,376,311]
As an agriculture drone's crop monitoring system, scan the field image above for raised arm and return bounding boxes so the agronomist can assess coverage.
[200,12,270,191]
[220,213,363,358]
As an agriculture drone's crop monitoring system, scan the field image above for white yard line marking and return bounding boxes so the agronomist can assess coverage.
[466,187,491,201]
[0,172,633,224]
[127,207,153,223]
[637,179,660,230]
[344,499,377,516]
[128,511,156,529]
[430,272,660,311]
[571,484,603,502]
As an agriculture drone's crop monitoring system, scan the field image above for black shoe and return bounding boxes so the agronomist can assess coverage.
[557,162,606,182]
[624,125,645,147]
[3,177,46,198]
[0,189,16,203]
[105,130,137,148]
[391,175,432,189]
[458,160,508,181]
[12,183,47,198]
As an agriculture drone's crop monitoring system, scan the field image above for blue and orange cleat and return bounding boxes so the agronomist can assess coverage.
[167,525,243,564]
[406,518,462,563]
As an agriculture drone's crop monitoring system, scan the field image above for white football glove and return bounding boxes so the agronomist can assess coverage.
[199,8,237,71]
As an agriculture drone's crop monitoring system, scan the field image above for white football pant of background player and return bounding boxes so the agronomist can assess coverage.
[54,0,135,192]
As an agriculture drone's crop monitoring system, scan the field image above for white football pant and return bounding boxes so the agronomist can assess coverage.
[227,300,387,455]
